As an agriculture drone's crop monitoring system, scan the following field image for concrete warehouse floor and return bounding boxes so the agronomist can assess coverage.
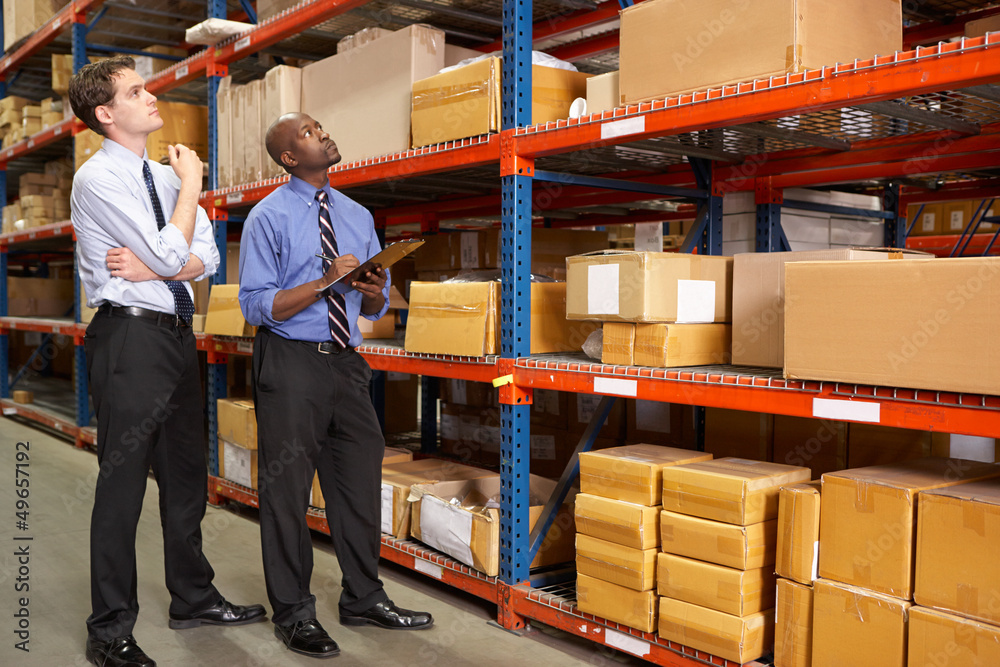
[0,417,645,667]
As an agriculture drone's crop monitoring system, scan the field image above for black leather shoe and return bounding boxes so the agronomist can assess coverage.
[168,598,267,629]
[274,619,340,658]
[85,635,156,667]
[340,600,433,630]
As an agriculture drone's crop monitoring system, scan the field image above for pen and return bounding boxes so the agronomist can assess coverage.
[315,253,337,262]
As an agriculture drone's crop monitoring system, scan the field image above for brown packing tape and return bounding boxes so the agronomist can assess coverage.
[406,302,488,319]
[963,501,987,538]
[958,583,980,615]
[533,86,580,111]
[854,480,876,513]
[412,82,492,111]
[785,44,803,72]
[717,580,741,604]
[841,588,871,622]
[717,534,743,558]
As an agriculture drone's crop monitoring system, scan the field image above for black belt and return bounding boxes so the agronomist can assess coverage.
[99,303,190,328]
[313,340,351,355]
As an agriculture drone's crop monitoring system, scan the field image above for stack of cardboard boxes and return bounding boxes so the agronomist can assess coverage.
[3,0,61,52]
[773,482,821,667]
[2,160,74,235]
[658,458,810,663]
[574,445,711,633]
[907,200,998,236]
[0,95,30,149]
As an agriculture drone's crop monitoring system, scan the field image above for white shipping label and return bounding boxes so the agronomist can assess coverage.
[601,116,645,140]
[635,400,670,434]
[812,398,880,423]
[922,212,936,232]
[633,222,663,252]
[380,484,394,535]
[530,434,556,460]
[587,264,620,315]
[222,442,253,489]
[676,280,715,323]
[593,377,637,397]
[451,379,468,405]
[605,629,650,657]
[419,495,474,567]
[950,211,965,231]
[460,232,478,269]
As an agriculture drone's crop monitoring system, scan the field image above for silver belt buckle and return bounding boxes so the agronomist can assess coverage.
[317,342,332,354]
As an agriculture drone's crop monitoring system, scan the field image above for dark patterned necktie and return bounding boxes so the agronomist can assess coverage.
[316,190,351,347]
[142,161,195,323]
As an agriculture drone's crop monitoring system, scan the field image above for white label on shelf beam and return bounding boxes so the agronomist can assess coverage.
[53,18,62,29]
[27,140,34,148]
[414,559,443,580]
[235,36,252,51]
[600,116,645,140]
[226,192,243,205]
[593,377,637,397]
[380,484,393,534]
[812,398,880,423]
[175,65,189,80]
[237,341,252,354]
[54,126,62,135]
[2,408,16,416]
[605,629,650,657]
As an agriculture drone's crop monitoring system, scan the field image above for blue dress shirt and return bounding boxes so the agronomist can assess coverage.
[239,176,390,346]
[71,138,219,313]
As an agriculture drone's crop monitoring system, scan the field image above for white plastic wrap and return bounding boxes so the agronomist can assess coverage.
[582,328,603,360]
[438,49,580,75]
[185,18,255,46]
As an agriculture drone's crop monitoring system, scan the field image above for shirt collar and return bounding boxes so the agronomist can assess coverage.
[102,137,149,173]
[288,174,332,206]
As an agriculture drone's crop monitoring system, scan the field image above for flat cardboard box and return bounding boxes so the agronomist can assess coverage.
[303,25,445,163]
[812,579,910,667]
[383,447,413,466]
[633,323,731,367]
[216,77,238,188]
[576,573,657,633]
[576,534,657,591]
[657,552,775,616]
[220,439,257,489]
[774,579,814,667]
[574,493,660,550]
[602,322,635,366]
[661,457,811,526]
[658,597,774,664]
[915,480,1000,624]
[380,459,494,539]
[908,606,1000,667]
[619,0,901,103]
[566,251,733,323]
[579,444,712,506]
[216,398,257,450]
[776,482,821,585]
[773,415,847,476]
[262,65,302,179]
[705,408,773,462]
[731,248,925,368]
[966,15,1000,38]
[784,258,1000,395]
[586,70,620,114]
[409,475,575,576]
[204,284,255,337]
[660,509,777,570]
[411,58,590,147]
[820,457,1000,599]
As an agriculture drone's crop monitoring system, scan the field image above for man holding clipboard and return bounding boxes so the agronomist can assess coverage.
[239,112,432,659]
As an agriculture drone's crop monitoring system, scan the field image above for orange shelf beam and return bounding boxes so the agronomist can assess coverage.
[0,221,75,247]
[1,399,81,440]
[0,317,82,336]
[0,118,77,164]
[0,0,105,79]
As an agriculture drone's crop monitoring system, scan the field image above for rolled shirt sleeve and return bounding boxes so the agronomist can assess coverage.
[189,206,220,281]
[239,209,284,329]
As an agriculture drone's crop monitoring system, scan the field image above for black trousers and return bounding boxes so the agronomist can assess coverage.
[252,328,387,626]
[84,310,219,641]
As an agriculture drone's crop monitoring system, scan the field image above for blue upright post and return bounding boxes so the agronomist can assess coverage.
[0,246,8,399]
[72,19,91,425]
[420,376,439,453]
[755,177,790,252]
[689,157,722,256]
[499,0,533,587]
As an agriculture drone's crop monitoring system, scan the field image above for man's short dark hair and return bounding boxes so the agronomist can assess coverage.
[68,55,136,136]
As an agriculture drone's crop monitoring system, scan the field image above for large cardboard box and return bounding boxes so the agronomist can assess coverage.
[146,101,209,164]
[944,201,974,234]
[238,80,264,184]
[411,58,591,147]
[303,25,445,163]
[574,493,660,550]
[530,388,568,430]
[409,475,575,576]
[658,597,774,664]
[915,480,1000,624]
[380,459,494,539]
[586,70,620,114]
[626,400,694,449]
[705,408,773,462]
[576,534,657,591]
[602,322,635,366]
[7,277,74,317]
[579,444,712,506]
[633,323,731,367]
[784,258,1000,395]
[216,398,257,450]
[776,482,821,585]
[262,65,302,179]
[204,284,255,337]
[412,228,608,275]
[774,579,814,667]
[773,415,847,477]
[661,458,811,526]
[820,458,1000,599]
[566,251,733,323]
[4,0,60,51]
[732,248,924,368]
[966,15,1000,38]
[908,606,1000,667]
[812,579,910,667]
[619,0,901,103]
[74,129,105,171]
[657,552,775,616]
[907,203,943,236]
[660,509,778,570]
[568,392,627,439]
[383,372,419,434]
[848,423,932,469]
[219,439,257,489]
[216,77,238,188]
[576,573,657,633]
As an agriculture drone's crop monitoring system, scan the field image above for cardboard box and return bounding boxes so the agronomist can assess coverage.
[204,284,255,337]
[337,27,395,53]
[784,258,1000,395]
[303,25,445,162]
[705,407,773,462]
[773,415,847,477]
[848,423,932,469]
[576,534,657,591]
[812,579,910,667]
[409,474,575,576]
[602,322,635,366]
[966,15,1000,38]
[566,251,733,323]
[146,101,208,164]
[732,248,925,368]
[413,228,609,275]
[4,0,60,52]
[820,457,1000,599]
[907,203,943,236]
[908,606,1000,667]
[256,0,298,21]
[132,45,188,81]
[569,392,626,439]
[774,579,814,667]
[216,77,237,188]
[661,457,811,526]
[411,57,590,147]
[74,128,104,171]
[440,378,498,408]
[530,388,568,429]
[383,447,413,466]
[12,390,34,404]
[262,65,302,179]
[216,398,257,450]
[944,201,974,234]
[586,70,620,114]
[380,459,494,539]
[660,509,777,570]
[240,80,264,183]
[579,444,711,506]
[7,277,74,317]
[776,481,821,585]
[220,439,257,489]
[620,0,901,103]
[658,597,774,664]
[576,573,657,633]
[383,373,419,434]
[634,323,731,367]
[657,552,775,616]
[915,480,1000,624]
[625,400,694,449]
[574,493,660,550]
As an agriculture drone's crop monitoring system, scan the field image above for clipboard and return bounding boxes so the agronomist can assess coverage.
[316,238,425,292]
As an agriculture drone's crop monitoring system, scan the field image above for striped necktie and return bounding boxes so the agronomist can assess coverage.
[316,190,351,347]
[142,161,195,324]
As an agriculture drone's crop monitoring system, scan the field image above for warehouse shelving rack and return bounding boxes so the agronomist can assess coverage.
[3,1,1000,665]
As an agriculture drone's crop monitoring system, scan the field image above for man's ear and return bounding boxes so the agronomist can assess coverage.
[281,151,296,169]
[95,104,113,128]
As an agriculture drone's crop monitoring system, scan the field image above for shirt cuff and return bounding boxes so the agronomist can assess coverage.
[160,223,191,267]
